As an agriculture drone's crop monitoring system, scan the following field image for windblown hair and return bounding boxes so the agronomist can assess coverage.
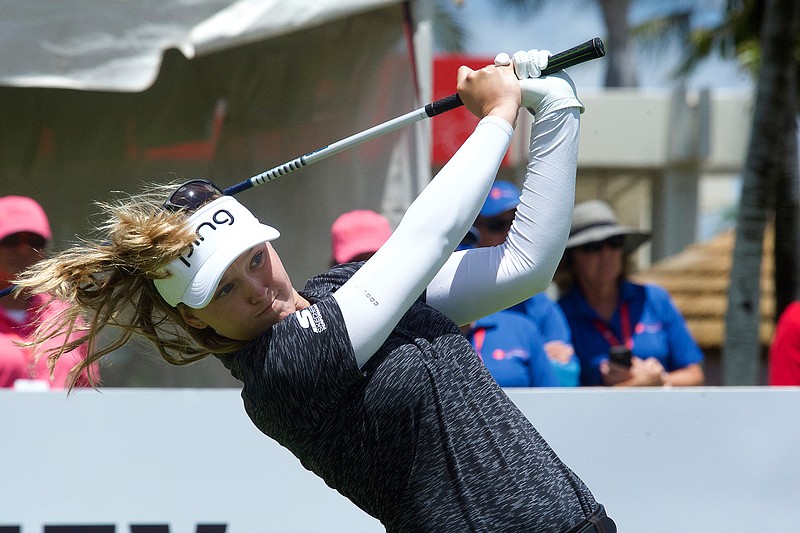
[13,182,246,391]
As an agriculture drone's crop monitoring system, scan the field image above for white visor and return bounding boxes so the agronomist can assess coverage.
[154,195,280,308]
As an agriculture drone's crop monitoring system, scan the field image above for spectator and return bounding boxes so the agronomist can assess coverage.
[768,301,800,385]
[556,199,705,387]
[463,309,560,387]
[470,179,580,386]
[0,196,92,389]
[330,209,392,266]
[509,293,580,386]
[473,180,520,248]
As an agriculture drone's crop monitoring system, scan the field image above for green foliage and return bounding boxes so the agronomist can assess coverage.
[633,0,799,86]
[687,0,763,77]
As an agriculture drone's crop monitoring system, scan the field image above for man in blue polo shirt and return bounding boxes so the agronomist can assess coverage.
[463,180,580,387]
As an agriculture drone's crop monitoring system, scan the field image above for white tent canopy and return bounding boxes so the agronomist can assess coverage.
[1,0,430,386]
[0,0,403,91]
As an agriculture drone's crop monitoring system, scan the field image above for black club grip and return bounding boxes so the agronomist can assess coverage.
[541,37,606,76]
[424,37,606,118]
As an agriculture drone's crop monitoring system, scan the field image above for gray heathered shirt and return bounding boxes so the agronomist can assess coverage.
[218,263,598,532]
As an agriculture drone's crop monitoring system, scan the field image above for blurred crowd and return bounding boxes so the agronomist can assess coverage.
[3,185,797,389]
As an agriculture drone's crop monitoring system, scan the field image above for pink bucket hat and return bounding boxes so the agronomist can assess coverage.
[331,210,392,264]
[0,196,52,241]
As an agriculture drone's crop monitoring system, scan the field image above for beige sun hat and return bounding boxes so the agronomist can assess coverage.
[566,199,650,254]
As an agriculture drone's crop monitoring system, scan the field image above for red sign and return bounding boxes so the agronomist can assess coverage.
[432,55,515,167]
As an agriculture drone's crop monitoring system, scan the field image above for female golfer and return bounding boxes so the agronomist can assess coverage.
[16,53,615,532]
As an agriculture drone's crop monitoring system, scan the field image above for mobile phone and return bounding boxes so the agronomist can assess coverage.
[608,345,633,368]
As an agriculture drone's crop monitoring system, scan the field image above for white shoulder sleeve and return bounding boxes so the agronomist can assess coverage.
[426,108,580,326]
[333,116,514,368]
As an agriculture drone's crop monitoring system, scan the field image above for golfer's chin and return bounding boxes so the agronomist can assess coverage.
[206,299,296,341]
[244,315,283,340]
[201,315,270,342]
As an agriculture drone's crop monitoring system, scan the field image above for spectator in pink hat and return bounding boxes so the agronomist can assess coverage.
[0,196,94,389]
[330,209,393,266]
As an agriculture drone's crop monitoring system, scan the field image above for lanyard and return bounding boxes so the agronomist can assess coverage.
[472,327,486,360]
[592,302,633,349]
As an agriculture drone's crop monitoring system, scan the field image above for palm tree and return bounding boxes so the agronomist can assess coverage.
[723,0,800,384]
[611,0,800,383]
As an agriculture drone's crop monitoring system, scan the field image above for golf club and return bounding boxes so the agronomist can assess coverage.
[224,37,605,195]
[0,38,605,299]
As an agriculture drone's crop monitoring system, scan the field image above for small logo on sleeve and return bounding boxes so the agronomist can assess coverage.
[294,305,327,333]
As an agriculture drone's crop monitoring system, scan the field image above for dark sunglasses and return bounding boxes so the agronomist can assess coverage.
[163,179,225,212]
[0,233,47,249]
[576,235,625,253]
[478,217,514,234]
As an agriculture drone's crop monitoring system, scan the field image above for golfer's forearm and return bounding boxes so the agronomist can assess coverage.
[334,117,514,367]
[426,108,579,326]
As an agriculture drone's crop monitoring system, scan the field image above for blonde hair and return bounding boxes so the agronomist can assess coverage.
[13,182,246,390]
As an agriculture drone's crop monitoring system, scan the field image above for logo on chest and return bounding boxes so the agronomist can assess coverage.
[294,305,327,333]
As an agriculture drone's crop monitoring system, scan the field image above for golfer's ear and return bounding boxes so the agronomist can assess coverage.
[178,305,208,329]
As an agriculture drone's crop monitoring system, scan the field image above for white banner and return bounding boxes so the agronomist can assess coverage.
[1,388,799,532]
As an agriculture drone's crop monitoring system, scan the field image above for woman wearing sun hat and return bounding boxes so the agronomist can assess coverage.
[556,199,705,387]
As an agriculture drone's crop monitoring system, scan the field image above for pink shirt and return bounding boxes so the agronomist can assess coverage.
[769,301,800,386]
[0,294,93,389]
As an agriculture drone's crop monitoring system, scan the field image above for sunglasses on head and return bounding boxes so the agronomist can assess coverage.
[576,235,625,253]
[163,179,225,212]
[0,233,47,249]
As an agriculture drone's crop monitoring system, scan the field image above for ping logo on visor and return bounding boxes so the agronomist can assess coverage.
[177,206,235,269]
[154,196,280,309]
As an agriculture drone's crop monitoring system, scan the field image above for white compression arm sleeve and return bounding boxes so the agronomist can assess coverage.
[426,108,579,326]
[333,116,514,368]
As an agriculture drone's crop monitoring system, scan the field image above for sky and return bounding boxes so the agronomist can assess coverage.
[455,0,754,92]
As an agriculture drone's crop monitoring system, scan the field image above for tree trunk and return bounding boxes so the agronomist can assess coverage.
[723,0,800,384]
[599,0,637,87]
[772,3,800,319]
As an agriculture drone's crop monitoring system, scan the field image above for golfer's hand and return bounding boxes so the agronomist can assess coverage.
[494,49,551,80]
[456,64,521,127]
[496,48,584,118]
